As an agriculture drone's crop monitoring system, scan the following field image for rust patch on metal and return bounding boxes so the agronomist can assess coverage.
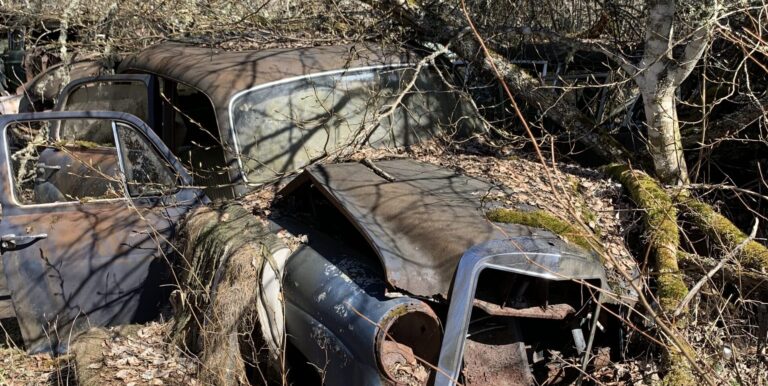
[381,340,429,385]
[462,325,534,386]
[473,299,575,320]
[375,302,441,385]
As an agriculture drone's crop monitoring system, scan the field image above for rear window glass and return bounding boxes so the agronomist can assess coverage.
[60,81,149,123]
[230,66,481,183]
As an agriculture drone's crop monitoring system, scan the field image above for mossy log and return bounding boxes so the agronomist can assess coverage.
[604,164,695,386]
[677,196,768,272]
[171,204,283,386]
[604,164,688,312]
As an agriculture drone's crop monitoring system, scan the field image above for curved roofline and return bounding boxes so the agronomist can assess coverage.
[118,42,420,109]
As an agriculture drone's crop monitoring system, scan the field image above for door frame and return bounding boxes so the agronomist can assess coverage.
[55,74,161,133]
[0,111,200,352]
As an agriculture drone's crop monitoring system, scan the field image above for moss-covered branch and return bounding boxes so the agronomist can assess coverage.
[604,164,695,386]
[605,164,688,313]
[606,165,688,314]
[677,196,768,271]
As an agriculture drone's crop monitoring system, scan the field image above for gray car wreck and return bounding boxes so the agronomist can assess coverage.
[0,42,622,384]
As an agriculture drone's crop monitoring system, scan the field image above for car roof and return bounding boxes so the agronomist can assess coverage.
[118,42,418,109]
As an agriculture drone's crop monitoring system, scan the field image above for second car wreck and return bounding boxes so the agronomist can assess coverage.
[0,42,635,385]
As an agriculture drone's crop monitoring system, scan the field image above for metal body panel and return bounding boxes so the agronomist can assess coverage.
[116,43,425,197]
[0,112,205,352]
[279,161,608,384]
[18,60,106,112]
[0,256,12,319]
[280,159,585,298]
[284,243,439,386]
[117,43,414,115]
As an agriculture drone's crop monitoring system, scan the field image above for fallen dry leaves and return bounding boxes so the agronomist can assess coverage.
[83,322,201,386]
[0,347,65,386]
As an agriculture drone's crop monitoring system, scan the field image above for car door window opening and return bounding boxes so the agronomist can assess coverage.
[158,79,227,197]
[3,118,180,206]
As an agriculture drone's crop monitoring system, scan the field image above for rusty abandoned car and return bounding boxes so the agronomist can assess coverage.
[0,43,627,385]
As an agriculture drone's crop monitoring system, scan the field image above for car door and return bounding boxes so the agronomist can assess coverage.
[0,111,205,353]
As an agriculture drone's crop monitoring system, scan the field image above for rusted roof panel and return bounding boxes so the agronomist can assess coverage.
[118,42,415,110]
[281,159,599,298]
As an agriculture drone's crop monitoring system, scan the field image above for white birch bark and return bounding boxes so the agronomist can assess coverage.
[636,0,716,185]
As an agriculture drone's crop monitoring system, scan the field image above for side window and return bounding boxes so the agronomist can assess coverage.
[59,80,150,123]
[4,118,179,205]
[158,79,228,198]
[115,122,177,197]
[6,119,122,204]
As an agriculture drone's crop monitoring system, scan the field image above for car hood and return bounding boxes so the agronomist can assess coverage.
[279,159,605,299]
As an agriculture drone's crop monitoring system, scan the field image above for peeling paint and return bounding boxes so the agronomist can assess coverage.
[334,303,348,318]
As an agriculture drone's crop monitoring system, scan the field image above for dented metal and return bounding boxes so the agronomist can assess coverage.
[279,160,610,385]
[0,42,620,384]
[283,242,441,385]
[280,159,514,298]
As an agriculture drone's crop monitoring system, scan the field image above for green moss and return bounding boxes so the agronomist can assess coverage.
[566,175,581,194]
[604,164,688,313]
[661,344,697,386]
[656,271,689,310]
[679,197,768,271]
[486,207,599,253]
[604,164,680,249]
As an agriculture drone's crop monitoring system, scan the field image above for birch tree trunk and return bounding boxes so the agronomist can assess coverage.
[636,0,716,185]
[640,87,688,185]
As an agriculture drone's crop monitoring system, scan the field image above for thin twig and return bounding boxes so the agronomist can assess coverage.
[674,218,760,317]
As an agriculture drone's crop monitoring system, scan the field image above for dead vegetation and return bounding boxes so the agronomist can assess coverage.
[0,347,65,385]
